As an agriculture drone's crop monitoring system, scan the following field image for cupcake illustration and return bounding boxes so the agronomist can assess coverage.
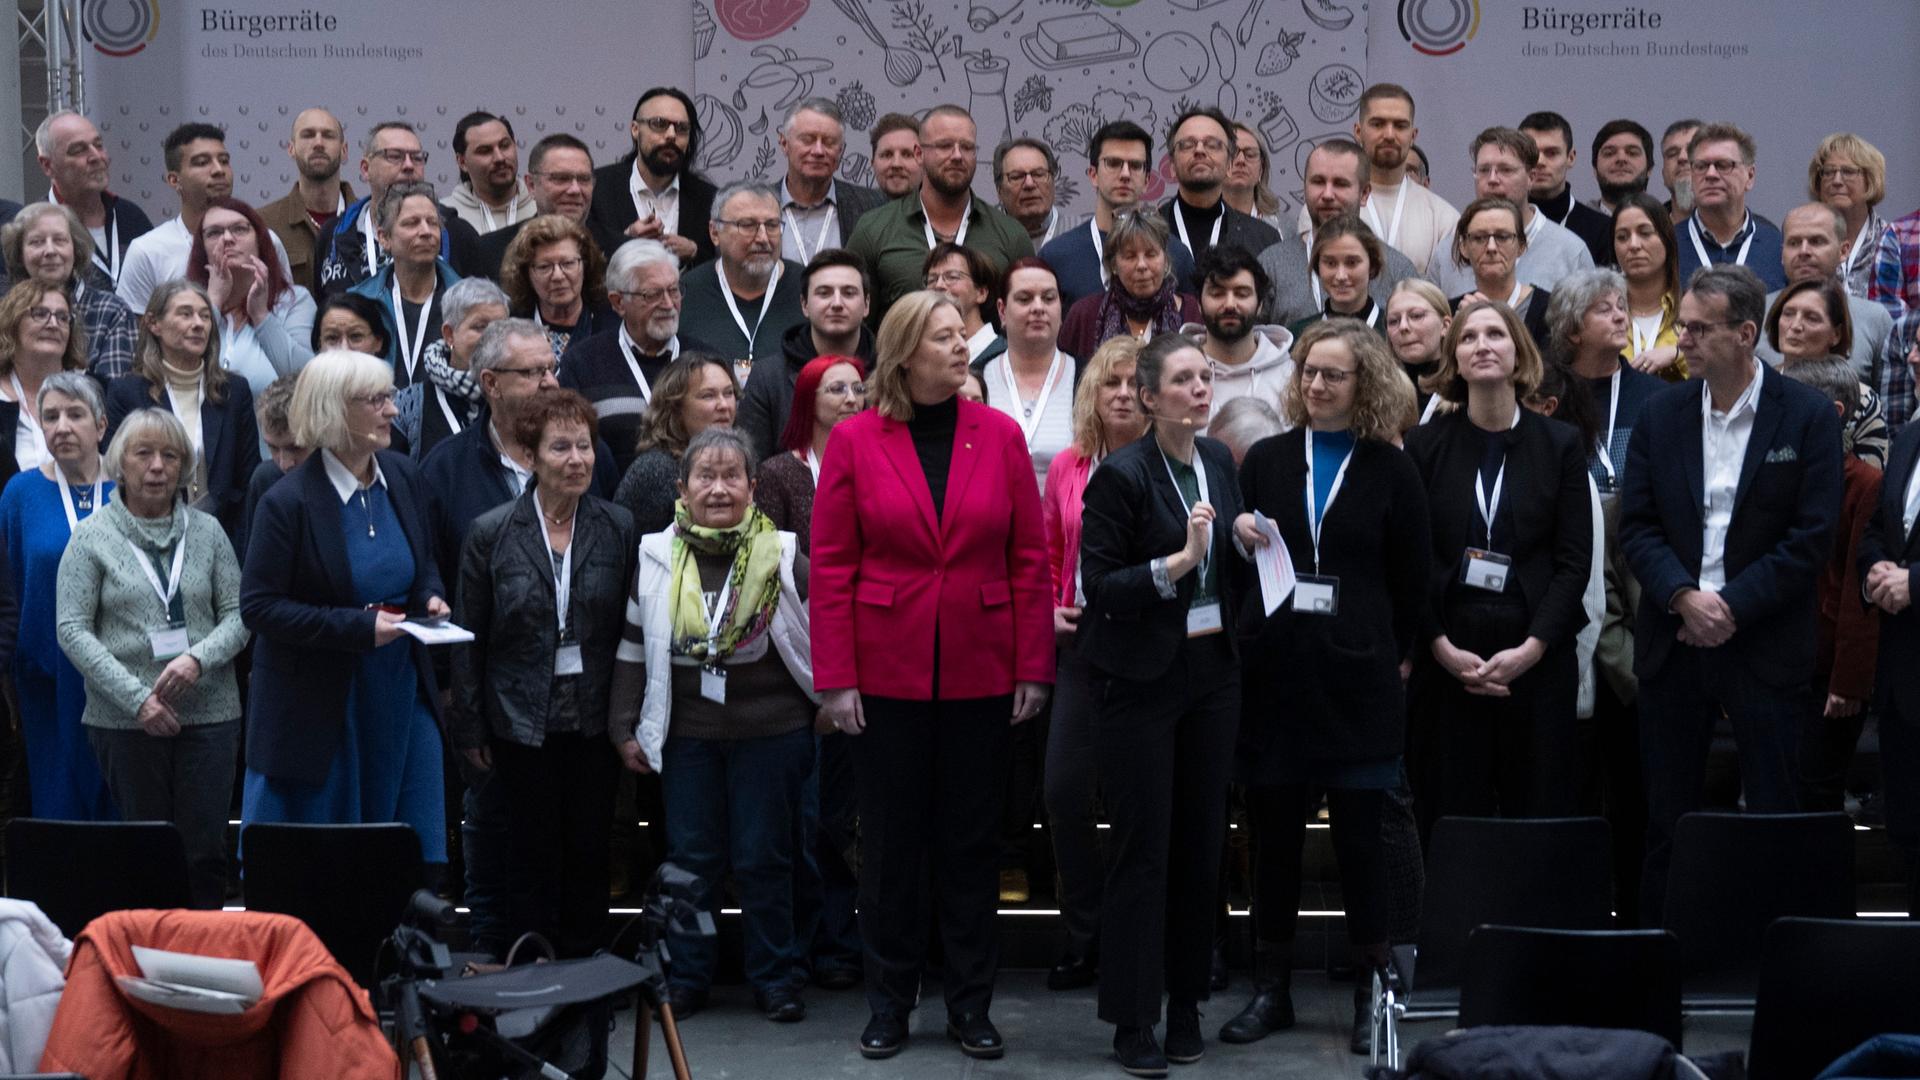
[693,1,716,58]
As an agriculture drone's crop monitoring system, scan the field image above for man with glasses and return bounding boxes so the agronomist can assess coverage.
[261,108,354,291]
[317,120,482,298]
[473,134,599,281]
[118,122,295,311]
[1159,107,1279,269]
[776,99,885,269]
[679,181,805,369]
[1674,122,1785,291]
[995,138,1062,248]
[844,104,1033,318]
[588,87,715,267]
[1619,263,1842,923]
[738,247,875,464]
[1434,127,1593,297]
[1041,119,1197,312]
[559,238,715,475]
[33,109,153,289]
[1257,138,1420,326]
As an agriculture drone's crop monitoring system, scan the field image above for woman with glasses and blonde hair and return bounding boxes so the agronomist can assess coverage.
[1447,197,1552,352]
[500,214,615,358]
[612,351,739,536]
[0,280,89,487]
[1386,278,1453,426]
[1807,133,1888,298]
[0,202,138,377]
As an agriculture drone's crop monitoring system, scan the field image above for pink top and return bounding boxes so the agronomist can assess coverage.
[1042,446,1094,609]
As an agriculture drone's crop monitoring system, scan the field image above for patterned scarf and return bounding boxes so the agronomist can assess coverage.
[422,339,484,406]
[1095,273,1183,346]
[669,501,784,662]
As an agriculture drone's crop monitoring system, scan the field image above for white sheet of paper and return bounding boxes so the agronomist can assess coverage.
[132,945,264,1001]
[116,975,254,1014]
[1252,511,1296,616]
[398,620,477,645]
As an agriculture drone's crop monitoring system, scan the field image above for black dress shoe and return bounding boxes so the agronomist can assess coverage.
[859,1012,908,1059]
[1217,984,1295,1043]
[1046,950,1099,990]
[1163,1001,1204,1064]
[945,1012,1004,1059]
[756,988,806,1023]
[1113,1025,1168,1078]
[813,964,861,990]
[664,986,707,1020]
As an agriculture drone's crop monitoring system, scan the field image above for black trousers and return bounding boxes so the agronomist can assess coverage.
[491,733,619,959]
[1590,676,1647,925]
[1248,783,1389,952]
[851,693,1012,1019]
[89,721,239,909]
[1798,668,1867,814]
[1043,644,1104,956]
[1095,634,1238,1027]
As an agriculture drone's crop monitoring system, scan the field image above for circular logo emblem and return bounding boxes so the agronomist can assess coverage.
[82,0,158,57]
[1398,0,1479,56]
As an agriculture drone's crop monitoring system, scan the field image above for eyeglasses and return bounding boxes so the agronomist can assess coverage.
[620,284,683,306]
[926,270,974,288]
[1473,163,1524,179]
[369,148,429,166]
[1677,319,1739,339]
[1465,230,1520,247]
[822,381,867,398]
[350,391,396,408]
[530,256,584,277]
[1098,156,1149,174]
[1002,168,1051,185]
[716,218,782,236]
[636,117,693,137]
[496,363,559,379]
[201,221,255,241]
[533,170,594,189]
[1818,166,1866,182]
[25,306,71,326]
[1689,158,1745,175]
[921,140,977,158]
[321,329,377,348]
[1301,365,1353,386]
[1173,137,1229,155]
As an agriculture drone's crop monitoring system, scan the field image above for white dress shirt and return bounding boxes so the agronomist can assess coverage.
[1903,448,1920,537]
[630,169,681,235]
[1698,357,1764,592]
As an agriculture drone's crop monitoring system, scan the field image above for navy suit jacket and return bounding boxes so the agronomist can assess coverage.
[1858,423,1920,712]
[105,373,260,545]
[240,450,445,784]
[1619,362,1843,688]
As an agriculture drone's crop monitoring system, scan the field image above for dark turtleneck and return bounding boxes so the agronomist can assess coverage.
[907,393,959,521]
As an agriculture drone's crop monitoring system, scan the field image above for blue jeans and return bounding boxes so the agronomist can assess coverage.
[662,727,814,995]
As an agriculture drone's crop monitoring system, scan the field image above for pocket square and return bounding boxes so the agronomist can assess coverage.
[1764,446,1798,464]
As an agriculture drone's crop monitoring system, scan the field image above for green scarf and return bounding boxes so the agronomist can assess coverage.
[669,500,783,662]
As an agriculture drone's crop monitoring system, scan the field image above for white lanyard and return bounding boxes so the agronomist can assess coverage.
[8,373,46,463]
[533,488,576,635]
[56,469,103,533]
[1363,186,1409,251]
[1595,367,1622,486]
[1159,442,1212,580]
[1171,201,1224,255]
[432,384,465,434]
[1502,281,1527,308]
[783,203,837,264]
[1310,281,1382,328]
[701,563,735,657]
[1090,220,1110,287]
[391,278,433,381]
[1036,207,1060,248]
[717,261,781,357]
[360,208,380,277]
[922,200,970,249]
[1689,214,1754,270]
[1303,429,1354,572]
[478,196,522,233]
[1843,222,1873,293]
[1474,407,1522,542]
[999,350,1065,448]
[1630,310,1662,357]
[806,447,821,485]
[617,324,669,405]
[126,514,189,620]
[93,210,120,283]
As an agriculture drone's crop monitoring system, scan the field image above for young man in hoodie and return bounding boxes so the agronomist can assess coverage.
[446,111,538,235]
[737,247,875,463]
[1187,246,1294,431]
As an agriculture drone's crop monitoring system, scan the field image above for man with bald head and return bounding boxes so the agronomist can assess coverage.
[34,109,154,287]
[262,107,354,290]
[1257,138,1420,325]
[1755,203,1893,384]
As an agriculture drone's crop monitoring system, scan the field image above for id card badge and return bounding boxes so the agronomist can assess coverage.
[1186,601,1223,637]
[700,663,728,704]
[554,639,584,676]
[1294,575,1340,616]
[149,621,190,660]
[1461,548,1513,592]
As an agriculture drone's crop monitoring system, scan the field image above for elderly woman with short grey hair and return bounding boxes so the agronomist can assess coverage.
[55,407,248,906]
[1059,209,1200,361]
[394,276,509,459]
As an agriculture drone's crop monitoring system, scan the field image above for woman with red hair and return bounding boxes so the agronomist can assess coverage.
[753,353,867,556]
[188,196,316,402]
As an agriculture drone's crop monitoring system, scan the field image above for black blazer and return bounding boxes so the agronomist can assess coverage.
[1157,198,1281,265]
[1079,432,1244,681]
[105,373,260,545]
[1403,406,1593,650]
[240,450,445,784]
[1236,430,1430,770]
[586,161,718,267]
[1619,363,1843,687]
[1860,422,1920,711]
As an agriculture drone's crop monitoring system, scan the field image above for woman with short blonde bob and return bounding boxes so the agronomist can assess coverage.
[1386,278,1453,426]
[1807,133,1887,297]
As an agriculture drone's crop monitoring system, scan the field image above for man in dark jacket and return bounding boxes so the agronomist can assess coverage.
[316,121,480,297]
[473,133,598,282]
[1159,107,1281,269]
[587,87,716,268]
[737,248,874,463]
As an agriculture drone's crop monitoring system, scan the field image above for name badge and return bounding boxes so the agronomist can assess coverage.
[1461,548,1512,592]
[700,663,728,704]
[150,622,190,661]
[554,642,584,676]
[1295,575,1340,616]
[1186,601,1223,637]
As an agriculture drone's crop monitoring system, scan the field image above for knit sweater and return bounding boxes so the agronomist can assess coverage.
[54,497,248,728]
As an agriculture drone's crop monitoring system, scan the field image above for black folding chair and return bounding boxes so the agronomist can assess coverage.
[241,822,423,987]
[1748,917,1920,1080]
[1372,816,1614,1067]
[1661,811,1854,1011]
[3,819,191,936]
[1460,926,1683,1048]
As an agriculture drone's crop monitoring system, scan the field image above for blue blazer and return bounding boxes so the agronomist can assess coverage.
[240,449,445,784]
[1858,423,1920,713]
[105,372,260,545]
[1618,362,1843,688]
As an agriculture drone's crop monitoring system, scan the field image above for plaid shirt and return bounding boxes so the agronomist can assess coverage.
[1869,210,1920,430]
[74,279,139,379]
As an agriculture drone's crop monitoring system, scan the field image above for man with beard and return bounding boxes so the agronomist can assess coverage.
[777,99,886,268]
[738,248,875,463]
[845,105,1033,317]
[262,108,354,291]
[315,121,483,298]
[1433,127,1595,297]
[1041,120,1200,312]
[869,114,923,200]
[995,138,1062,248]
[1258,138,1420,326]
[560,238,714,476]
[118,122,294,311]
[678,182,805,367]
[1328,84,1458,276]
[1159,107,1279,269]
[1520,111,1615,268]
[34,110,152,289]
[1661,119,1702,221]
[446,111,537,235]
[473,134,598,280]
[1590,119,1654,216]
[1674,123,1785,291]
[1186,246,1293,426]
[588,87,714,267]
[1755,203,1893,381]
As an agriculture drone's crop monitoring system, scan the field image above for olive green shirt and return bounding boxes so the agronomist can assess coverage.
[843,192,1035,321]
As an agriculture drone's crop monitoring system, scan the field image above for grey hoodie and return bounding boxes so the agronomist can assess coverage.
[1185,321,1296,433]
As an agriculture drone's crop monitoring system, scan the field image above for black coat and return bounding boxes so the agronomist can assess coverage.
[240,450,445,784]
[586,162,718,268]
[1078,433,1244,681]
[1862,424,1920,712]
[450,488,635,750]
[1403,407,1593,651]
[1235,430,1430,771]
[104,372,260,546]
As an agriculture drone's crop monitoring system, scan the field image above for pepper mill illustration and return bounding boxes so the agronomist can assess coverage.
[964,49,1012,161]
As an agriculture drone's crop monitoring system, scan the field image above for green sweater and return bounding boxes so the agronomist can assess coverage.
[55,496,249,729]
[844,192,1035,319]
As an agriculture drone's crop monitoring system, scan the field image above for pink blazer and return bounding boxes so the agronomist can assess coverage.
[811,400,1055,699]
[1042,446,1094,609]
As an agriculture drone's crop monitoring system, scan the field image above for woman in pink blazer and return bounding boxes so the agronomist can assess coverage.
[812,290,1054,1062]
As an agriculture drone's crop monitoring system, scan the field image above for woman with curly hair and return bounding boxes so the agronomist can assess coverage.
[499,213,616,358]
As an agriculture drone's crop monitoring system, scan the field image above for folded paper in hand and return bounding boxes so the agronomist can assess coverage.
[399,619,476,644]
[1252,511,1296,616]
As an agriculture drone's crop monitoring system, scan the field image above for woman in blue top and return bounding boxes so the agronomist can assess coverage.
[0,371,115,819]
